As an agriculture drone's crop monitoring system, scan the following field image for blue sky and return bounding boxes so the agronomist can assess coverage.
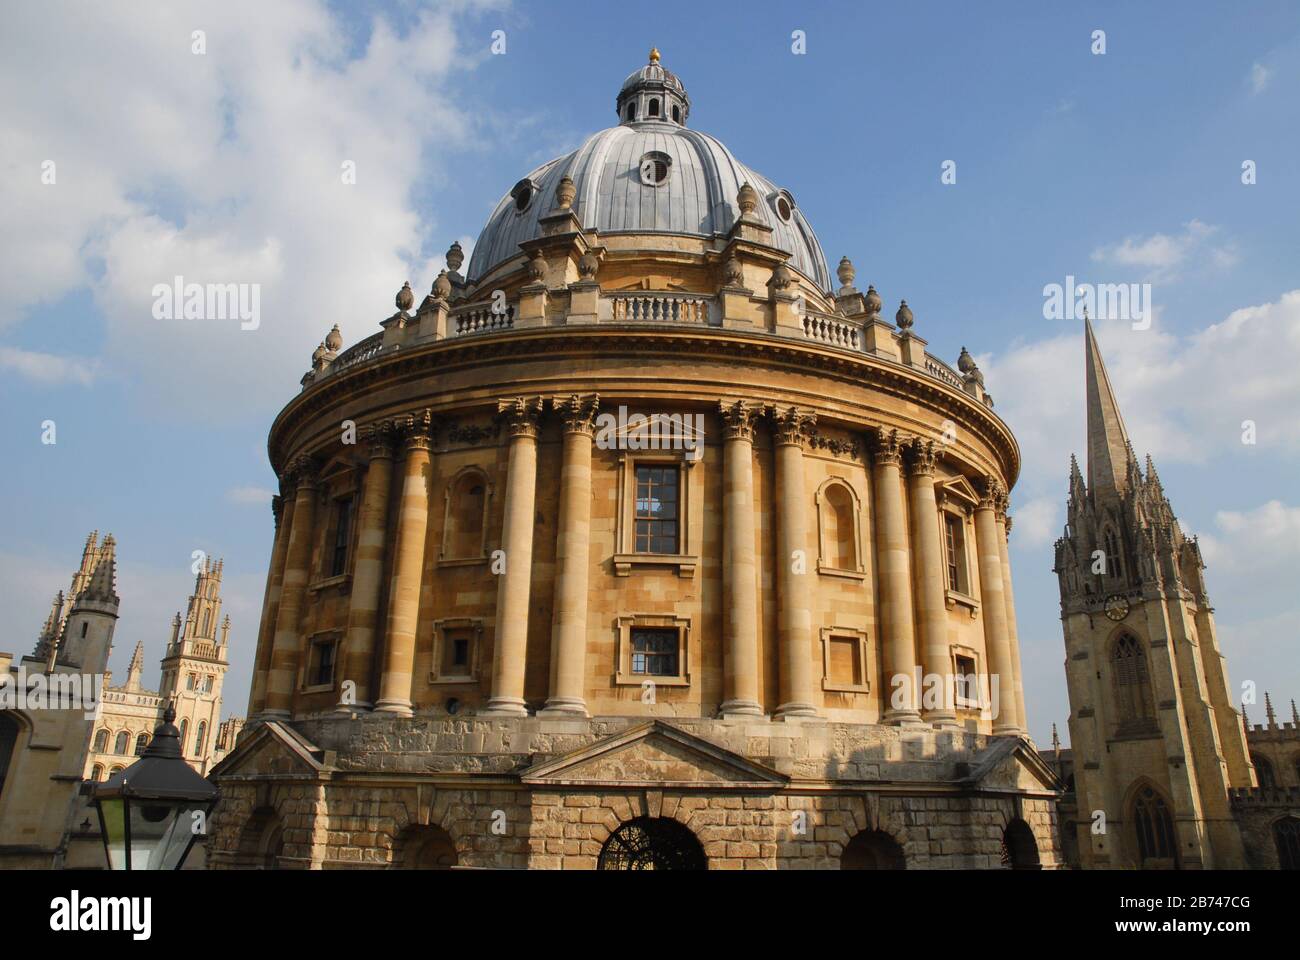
[3,1,1298,740]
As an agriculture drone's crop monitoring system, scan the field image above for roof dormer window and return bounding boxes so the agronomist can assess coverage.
[626,102,637,122]
[770,189,796,223]
[510,179,535,214]
[639,151,672,186]
[648,98,660,118]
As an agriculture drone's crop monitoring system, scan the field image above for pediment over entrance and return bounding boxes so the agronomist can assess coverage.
[208,720,330,779]
[521,721,788,789]
[957,737,1062,795]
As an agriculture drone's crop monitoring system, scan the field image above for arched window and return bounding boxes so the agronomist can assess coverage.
[187,674,196,691]
[443,470,489,560]
[113,731,129,755]
[1274,817,1300,870]
[179,719,189,754]
[0,714,19,800]
[671,104,681,123]
[397,825,458,869]
[1253,754,1276,789]
[201,609,211,636]
[648,97,660,117]
[816,479,861,574]
[1104,528,1123,579]
[1111,633,1156,731]
[1000,819,1041,869]
[135,733,149,755]
[93,728,109,753]
[91,764,104,782]
[598,817,706,870]
[195,721,207,756]
[109,765,124,776]
[1131,783,1178,867]
[841,829,906,869]
[626,102,637,122]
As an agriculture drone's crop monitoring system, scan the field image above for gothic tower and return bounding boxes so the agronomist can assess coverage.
[1053,319,1254,869]
[32,530,119,675]
[159,556,230,775]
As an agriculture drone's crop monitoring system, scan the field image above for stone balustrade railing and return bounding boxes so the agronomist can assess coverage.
[609,291,711,324]
[330,332,385,372]
[924,357,964,389]
[802,310,861,350]
[453,300,516,336]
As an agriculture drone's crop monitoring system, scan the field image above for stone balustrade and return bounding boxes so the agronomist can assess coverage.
[608,291,711,324]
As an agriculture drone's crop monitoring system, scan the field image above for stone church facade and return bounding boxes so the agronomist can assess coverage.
[1052,321,1300,869]
[210,51,1062,870]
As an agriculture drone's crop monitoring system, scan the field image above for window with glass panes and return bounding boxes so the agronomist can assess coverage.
[331,498,353,577]
[954,654,977,704]
[310,638,337,686]
[634,465,679,554]
[944,514,966,592]
[630,627,678,676]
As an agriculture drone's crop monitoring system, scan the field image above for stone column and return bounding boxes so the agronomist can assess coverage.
[772,406,818,719]
[997,506,1028,733]
[542,394,599,717]
[719,400,763,717]
[872,430,922,724]
[263,456,318,719]
[484,397,543,717]
[375,410,434,716]
[906,439,958,729]
[975,477,1022,735]
[337,420,396,713]
[248,491,293,717]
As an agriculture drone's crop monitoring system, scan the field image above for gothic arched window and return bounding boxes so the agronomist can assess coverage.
[93,728,109,753]
[1274,817,1300,870]
[195,721,207,756]
[179,719,189,754]
[91,764,104,782]
[201,609,211,636]
[1131,784,1177,867]
[1104,529,1123,579]
[1253,754,1276,789]
[135,733,149,755]
[113,731,129,755]
[1111,633,1156,732]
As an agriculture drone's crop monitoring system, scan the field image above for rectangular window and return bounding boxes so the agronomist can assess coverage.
[827,635,863,687]
[954,654,978,706]
[944,514,967,593]
[309,638,337,687]
[331,498,353,577]
[441,629,472,676]
[634,465,679,554]
[630,627,679,676]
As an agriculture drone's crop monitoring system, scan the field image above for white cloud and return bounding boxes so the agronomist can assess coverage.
[225,486,275,506]
[0,346,100,385]
[0,1,502,419]
[1251,62,1271,94]
[1011,496,1059,548]
[1200,500,1300,570]
[1089,219,1235,282]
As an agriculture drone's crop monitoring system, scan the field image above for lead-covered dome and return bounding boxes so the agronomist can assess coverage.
[466,51,831,291]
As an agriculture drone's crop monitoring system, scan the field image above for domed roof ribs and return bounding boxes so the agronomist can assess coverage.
[1084,316,1134,499]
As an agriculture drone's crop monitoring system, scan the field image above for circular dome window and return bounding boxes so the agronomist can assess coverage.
[510,179,535,213]
[639,151,672,186]
[771,190,795,222]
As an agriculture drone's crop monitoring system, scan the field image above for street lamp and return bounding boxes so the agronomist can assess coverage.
[91,702,219,870]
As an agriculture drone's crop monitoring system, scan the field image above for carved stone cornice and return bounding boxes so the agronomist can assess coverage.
[365,418,398,460]
[769,405,817,447]
[719,399,761,442]
[397,408,436,452]
[497,396,544,439]
[905,438,939,477]
[871,428,906,468]
[551,393,601,436]
[978,475,1005,511]
[809,432,862,461]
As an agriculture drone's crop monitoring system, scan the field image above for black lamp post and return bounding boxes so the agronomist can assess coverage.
[91,702,219,870]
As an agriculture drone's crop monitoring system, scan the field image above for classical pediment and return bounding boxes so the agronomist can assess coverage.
[940,475,981,508]
[208,720,330,779]
[521,721,788,789]
[956,737,1062,795]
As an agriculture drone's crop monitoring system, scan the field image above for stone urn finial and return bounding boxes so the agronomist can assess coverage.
[837,256,856,290]
[770,262,793,291]
[445,241,464,273]
[311,341,327,369]
[325,323,343,352]
[895,299,913,330]
[555,175,576,211]
[395,281,414,313]
[737,182,758,216]
[578,250,599,281]
[433,269,452,300]
[526,251,547,283]
[957,346,976,373]
[723,256,743,287]
[865,284,882,319]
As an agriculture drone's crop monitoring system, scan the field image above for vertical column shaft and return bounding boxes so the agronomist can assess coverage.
[337,422,396,712]
[975,478,1022,735]
[773,406,818,718]
[543,396,598,716]
[996,508,1028,732]
[263,458,319,718]
[872,430,922,724]
[248,493,294,717]
[375,412,434,716]
[719,401,762,717]
[484,397,542,716]
[907,440,958,729]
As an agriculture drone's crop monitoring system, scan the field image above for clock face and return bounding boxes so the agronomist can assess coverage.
[1105,595,1130,622]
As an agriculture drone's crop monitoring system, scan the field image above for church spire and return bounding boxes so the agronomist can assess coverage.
[1084,317,1133,499]
[125,640,145,689]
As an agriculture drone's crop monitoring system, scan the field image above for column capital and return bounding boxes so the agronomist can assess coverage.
[719,398,761,442]
[271,494,285,530]
[905,438,940,477]
[769,405,817,447]
[364,419,399,460]
[396,408,436,451]
[286,453,320,492]
[1004,514,1014,538]
[870,428,907,468]
[497,396,544,439]
[978,475,1005,511]
[550,393,600,435]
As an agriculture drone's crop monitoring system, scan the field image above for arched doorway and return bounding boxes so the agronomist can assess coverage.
[235,807,284,869]
[841,829,906,869]
[397,825,458,869]
[1130,783,1178,868]
[598,816,706,870]
[1273,817,1300,870]
[1000,818,1041,870]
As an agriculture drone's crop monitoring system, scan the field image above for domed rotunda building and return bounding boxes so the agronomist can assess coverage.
[210,51,1061,870]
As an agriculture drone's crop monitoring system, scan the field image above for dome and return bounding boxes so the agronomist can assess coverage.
[466,52,832,291]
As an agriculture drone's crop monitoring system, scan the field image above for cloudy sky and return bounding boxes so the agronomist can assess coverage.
[2,1,1297,741]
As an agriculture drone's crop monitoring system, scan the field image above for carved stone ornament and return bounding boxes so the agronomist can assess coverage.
[395,281,414,313]
[719,399,761,442]
[527,252,547,283]
[325,324,343,352]
[446,240,465,273]
[497,396,544,438]
[978,475,1005,511]
[769,262,794,291]
[365,419,397,458]
[864,284,882,319]
[906,438,939,477]
[555,175,577,211]
[771,405,817,446]
[432,270,452,300]
[872,428,906,467]
[723,256,744,286]
[551,393,601,434]
[736,182,759,216]
[836,256,856,290]
[895,299,913,330]
[398,408,436,450]
[577,250,599,281]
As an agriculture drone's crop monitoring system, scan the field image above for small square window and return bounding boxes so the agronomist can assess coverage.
[431,620,481,682]
[630,627,678,676]
[308,637,338,688]
[442,630,472,676]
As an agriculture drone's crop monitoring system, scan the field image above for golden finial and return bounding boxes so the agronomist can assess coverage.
[648,47,660,63]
